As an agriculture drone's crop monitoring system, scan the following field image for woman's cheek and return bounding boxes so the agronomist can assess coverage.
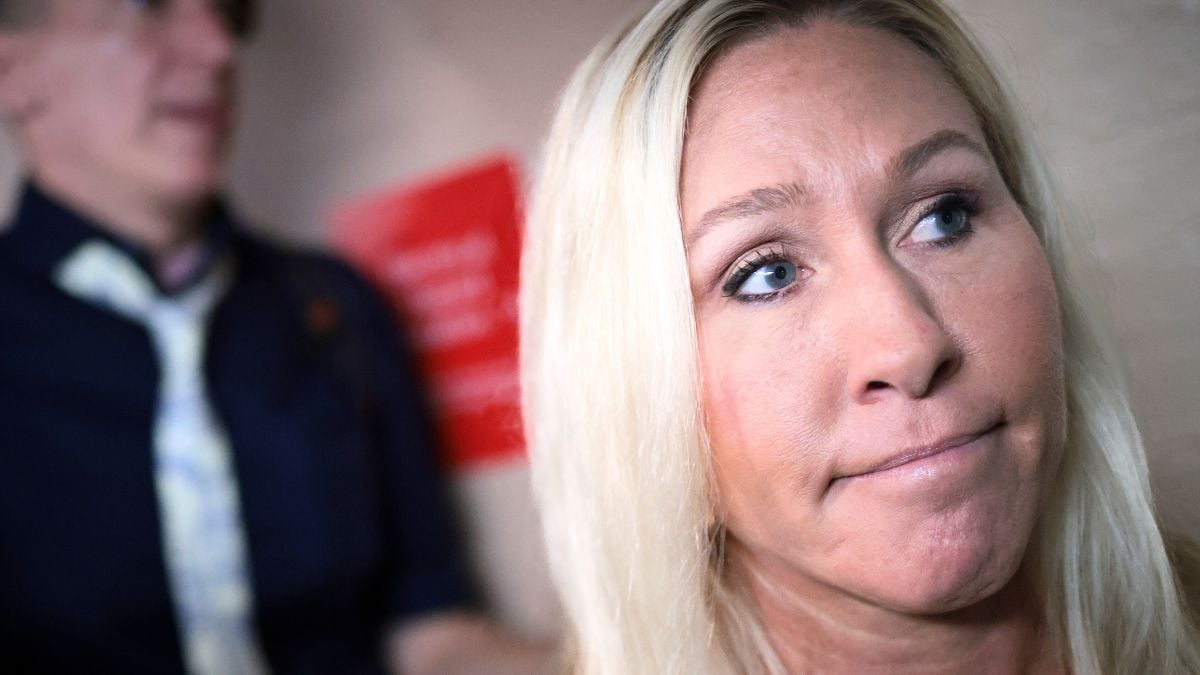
[949,228,1067,473]
[973,233,1061,388]
[701,309,835,539]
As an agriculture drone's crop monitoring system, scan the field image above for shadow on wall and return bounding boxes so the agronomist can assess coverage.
[227,0,644,246]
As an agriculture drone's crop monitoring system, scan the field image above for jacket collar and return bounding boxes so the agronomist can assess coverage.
[1,180,240,297]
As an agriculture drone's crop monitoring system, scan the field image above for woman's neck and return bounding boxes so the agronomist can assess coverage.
[730,542,1063,674]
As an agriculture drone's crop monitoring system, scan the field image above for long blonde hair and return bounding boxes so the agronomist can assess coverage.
[520,1,1200,672]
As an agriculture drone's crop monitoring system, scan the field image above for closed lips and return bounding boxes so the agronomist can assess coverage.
[842,416,1005,480]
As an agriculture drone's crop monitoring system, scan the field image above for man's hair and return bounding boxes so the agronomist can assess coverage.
[521,0,1200,673]
[0,1,256,36]
[0,0,47,27]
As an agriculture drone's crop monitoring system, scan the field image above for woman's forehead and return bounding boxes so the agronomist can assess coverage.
[688,21,968,137]
[681,21,983,217]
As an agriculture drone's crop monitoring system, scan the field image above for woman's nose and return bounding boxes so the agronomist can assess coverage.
[839,255,961,404]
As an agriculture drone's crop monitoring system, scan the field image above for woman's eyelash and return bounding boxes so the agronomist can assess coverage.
[721,245,788,297]
[911,191,980,248]
[717,190,980,301]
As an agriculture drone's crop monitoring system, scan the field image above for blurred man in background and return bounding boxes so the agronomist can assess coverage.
[0,1,551,672]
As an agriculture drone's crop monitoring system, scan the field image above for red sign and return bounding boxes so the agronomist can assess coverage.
[331,155,524,470]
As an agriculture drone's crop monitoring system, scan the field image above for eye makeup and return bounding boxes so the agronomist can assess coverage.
[721,244,780,290]
[711,186,986,305]
[903,190,981,249]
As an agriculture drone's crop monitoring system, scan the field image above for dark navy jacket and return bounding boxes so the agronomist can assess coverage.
[0,184,472,674]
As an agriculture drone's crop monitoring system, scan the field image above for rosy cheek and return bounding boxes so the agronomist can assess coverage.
[991,244,1061,374]
[703,327,799,454]
[953,229,1066,459]
[702,359,748,468]
[703,375,747,522]
[702,337,781,513]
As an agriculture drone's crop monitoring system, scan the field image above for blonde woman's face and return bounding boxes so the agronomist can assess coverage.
[682,23,1066,615]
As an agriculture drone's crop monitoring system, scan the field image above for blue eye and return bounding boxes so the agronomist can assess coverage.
[909,194,976,245]
[725,257,798,298]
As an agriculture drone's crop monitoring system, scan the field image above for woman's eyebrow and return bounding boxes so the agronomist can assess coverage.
[686,128,988,249]
[689,181,804,248]
[890,128,989,181]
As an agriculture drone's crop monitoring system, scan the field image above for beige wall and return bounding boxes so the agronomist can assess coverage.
[1,0,1196,629]
[948,0,1200,541]
[213,0,1200,543]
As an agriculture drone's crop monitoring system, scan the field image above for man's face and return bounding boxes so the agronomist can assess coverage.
[10,0,245,206]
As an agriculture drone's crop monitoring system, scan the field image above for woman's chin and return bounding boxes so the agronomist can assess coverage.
[849,540,1026,616]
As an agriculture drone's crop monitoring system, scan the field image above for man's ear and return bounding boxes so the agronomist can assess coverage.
[0,31,42,123]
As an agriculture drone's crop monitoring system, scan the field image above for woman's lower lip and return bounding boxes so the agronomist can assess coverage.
[836,424,1001,488]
